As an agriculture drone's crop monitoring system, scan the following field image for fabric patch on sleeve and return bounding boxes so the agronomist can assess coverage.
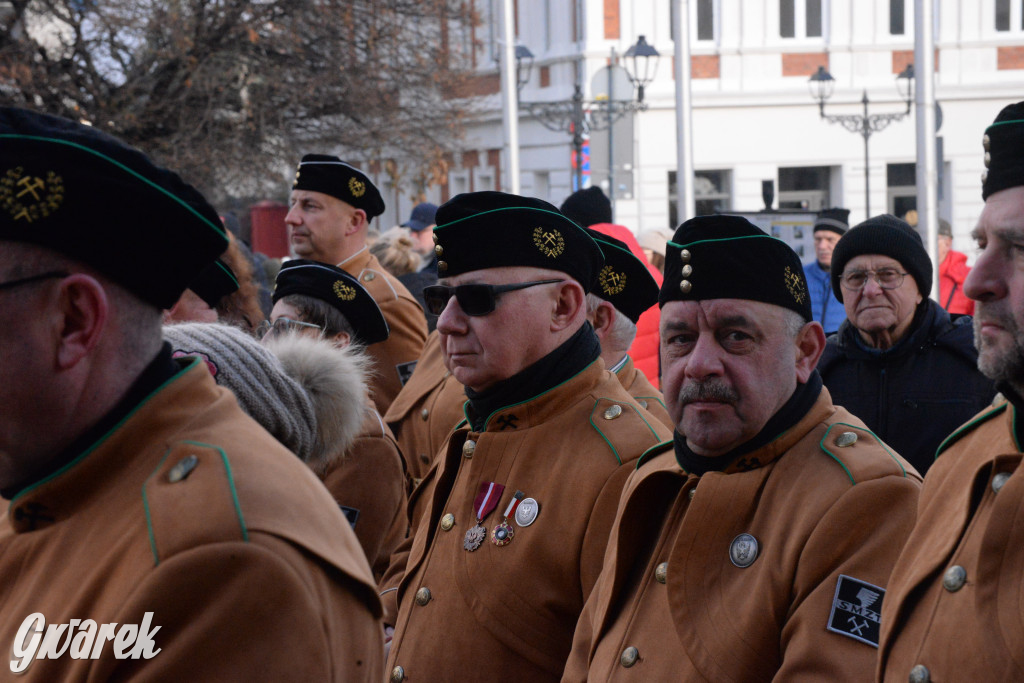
[826,574,884,647]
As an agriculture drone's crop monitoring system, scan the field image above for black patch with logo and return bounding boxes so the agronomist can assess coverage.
[396,360,418,386]
[827,574,884,647]
[339,505,360,528]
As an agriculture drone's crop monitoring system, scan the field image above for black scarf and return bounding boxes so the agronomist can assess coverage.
[674,370,824,476]
[3,343,181,500]
[465,322,601,432]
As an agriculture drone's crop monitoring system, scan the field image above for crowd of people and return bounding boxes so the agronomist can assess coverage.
[1,100,1024,682]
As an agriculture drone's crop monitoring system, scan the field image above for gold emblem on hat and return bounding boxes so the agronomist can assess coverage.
[533,226,565,258]
[348,177,366,198]
[784,266,807,304]
[0,167,64,223]
[598,265,627,295]
[333,280,357,301]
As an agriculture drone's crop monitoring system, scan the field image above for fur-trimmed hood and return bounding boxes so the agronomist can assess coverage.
[265,333,369,474]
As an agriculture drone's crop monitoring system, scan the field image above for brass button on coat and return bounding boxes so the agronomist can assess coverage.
[908,664,930,683]
[680,249,691,263]
[462,440,476,458]
[415,587,432,605]
[680,280,692,294]
[363,272,375,282]
[655,562,668,584]
[438,260,448,272]
[168,454,199,483]
[638,399,648,409]
[435,245,444,256]
[440,514,455,531]
[729,533,759,568]
[603,404,623,420]
[681,264,693,277]
[421,408,430,420]
[620,646,639,668]
[391,666,405,683]
[983,133,991,151]
[993,472,1011,493]
[835,431,857,447]
[985,152,992,167]
[688,487,696,501]
[942,565,966,592]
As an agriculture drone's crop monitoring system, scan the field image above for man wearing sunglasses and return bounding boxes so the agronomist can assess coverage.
[0,108,383,680]
[382,191,671,682]
[286,153,427,412]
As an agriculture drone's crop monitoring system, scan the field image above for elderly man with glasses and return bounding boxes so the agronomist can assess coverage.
[817,214,995,476]
[379,191,670,683]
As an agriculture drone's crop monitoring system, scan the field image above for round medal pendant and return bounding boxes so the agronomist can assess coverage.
[463,524,487,551]
[491,521,514,546]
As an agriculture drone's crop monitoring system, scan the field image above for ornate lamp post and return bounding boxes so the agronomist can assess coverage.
[519,36,660,192]
[808,64,915,217]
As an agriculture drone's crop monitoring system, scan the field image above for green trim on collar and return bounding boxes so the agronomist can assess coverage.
[9,357,200,504]
[636,440,673,469]
[0,134,225,239]
[142,447,175,565]
[479,359,597,431]
[935,402,1010,457]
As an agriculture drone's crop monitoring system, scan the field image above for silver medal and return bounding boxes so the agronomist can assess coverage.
[515,498,540,527]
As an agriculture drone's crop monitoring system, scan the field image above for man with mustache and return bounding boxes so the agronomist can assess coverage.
[563,214,921,681]
[877,101,1024,681]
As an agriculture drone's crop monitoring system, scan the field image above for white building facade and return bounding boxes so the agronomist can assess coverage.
[430,0,1024,251]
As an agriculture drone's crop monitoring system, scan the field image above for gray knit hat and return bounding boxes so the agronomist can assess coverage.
[164,322,318,462]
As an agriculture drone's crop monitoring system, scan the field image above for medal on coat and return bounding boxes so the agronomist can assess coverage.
[464,481,504,551]
[492,490,525,547]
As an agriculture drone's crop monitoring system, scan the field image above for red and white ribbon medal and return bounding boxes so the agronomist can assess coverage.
[492,490,525,547]
[464,481,505,551]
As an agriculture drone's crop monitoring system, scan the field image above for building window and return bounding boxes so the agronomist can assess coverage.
[696,0,716,41]
[778,166,830,211]
[887,163,917,220]
[890,0,905,34]
[781,0,823,38]
[668,170,732,228]
[996,0,1024,31]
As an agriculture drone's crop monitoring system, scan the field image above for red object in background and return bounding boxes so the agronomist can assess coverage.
[588,223,664,390]
[250,200,289,258]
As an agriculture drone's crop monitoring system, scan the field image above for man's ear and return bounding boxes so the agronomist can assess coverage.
[590,300,616,344]
[55,274,108,370]
[795,320,826,383]
[551,280,586,332]
[345,208,368,237]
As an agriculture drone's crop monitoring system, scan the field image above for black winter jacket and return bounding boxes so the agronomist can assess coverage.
[818,299,996,476]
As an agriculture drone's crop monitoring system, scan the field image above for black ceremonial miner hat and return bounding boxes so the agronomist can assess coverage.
[982,101,1024,201]
[586,228,659,323]
[659,214,812,322]
[273,259,389,345]
[0,107,228,309]
[190,259,239,308]
[432,191,604,292]
[292,154,385,219]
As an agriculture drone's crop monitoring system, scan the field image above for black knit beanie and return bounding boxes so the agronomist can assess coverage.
[829,214,932,302]
[560,186,612,228]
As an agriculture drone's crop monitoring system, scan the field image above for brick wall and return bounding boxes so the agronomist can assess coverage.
[782,52,829,77]
[692,55,721,79]
[604,0,619,39]
[998,46,1024,70]
[892,49,939,72]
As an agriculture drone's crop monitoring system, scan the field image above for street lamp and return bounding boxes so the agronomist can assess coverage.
[514,45,534,93]
[519,36,659,193]
[808,65,915,217]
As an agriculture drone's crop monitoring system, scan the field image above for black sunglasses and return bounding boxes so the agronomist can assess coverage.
[423,279,564,316]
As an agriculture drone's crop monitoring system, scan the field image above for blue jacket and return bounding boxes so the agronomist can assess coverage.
[803,260,846,334]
